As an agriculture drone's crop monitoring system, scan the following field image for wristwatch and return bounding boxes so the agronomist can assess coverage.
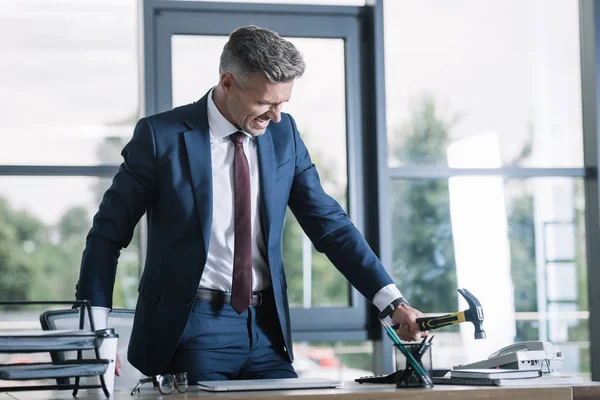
[378,297,410,320]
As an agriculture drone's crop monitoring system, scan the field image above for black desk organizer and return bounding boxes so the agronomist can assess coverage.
[0,300,111,397]
[356,337,436,388]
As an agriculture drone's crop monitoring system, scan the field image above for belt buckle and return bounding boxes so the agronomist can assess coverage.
[254,292,263,307]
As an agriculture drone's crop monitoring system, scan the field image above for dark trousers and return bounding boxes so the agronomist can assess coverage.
[163,289,297,382]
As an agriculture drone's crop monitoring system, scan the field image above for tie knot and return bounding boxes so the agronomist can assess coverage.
[230,131,245,145]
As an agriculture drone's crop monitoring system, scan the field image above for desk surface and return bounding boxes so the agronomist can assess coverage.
[3,381,600,400]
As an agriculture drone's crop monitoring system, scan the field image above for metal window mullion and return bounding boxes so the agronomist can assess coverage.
[388,167,589,180]
[148,0,362,17]
[0,165,119,177]
[580,0,600,382]
[367,0,395,376]
[148,0,372,335]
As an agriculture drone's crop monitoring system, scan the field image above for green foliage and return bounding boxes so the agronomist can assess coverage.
[337,350,372,371]
[0,135,141,310]
[0,196,87,306]
[59,207,90,246]
[575,180,589,312]
[388,96,543,334]
[282,210,304,307]
[389,97,458,313]
[283,210,350,307]
[506,193,538,340]
[0,198,33,302]
[507,195,537,312]
[394,97,456,166]
[573,180,590,372]
[282,134,349,307]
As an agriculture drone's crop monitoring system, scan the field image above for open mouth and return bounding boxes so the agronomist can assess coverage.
[255,118,270,128]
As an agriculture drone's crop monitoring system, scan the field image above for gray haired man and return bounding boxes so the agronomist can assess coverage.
[76,25,426,382]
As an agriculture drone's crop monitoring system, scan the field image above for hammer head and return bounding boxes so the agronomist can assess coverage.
[457,288,486,339]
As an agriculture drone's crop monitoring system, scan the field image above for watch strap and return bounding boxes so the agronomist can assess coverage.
[378,297,410,320]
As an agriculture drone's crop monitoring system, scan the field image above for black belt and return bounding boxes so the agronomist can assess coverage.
[195,288,263,307]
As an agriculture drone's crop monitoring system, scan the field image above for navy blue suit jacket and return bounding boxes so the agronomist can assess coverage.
[76,91,394,376]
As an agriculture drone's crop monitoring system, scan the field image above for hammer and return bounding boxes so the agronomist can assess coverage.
[392,288,486,339]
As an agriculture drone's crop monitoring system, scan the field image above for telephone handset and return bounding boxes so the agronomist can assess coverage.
[453,341,564,371]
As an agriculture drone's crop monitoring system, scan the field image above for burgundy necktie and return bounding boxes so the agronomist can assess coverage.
[230,131,252,314]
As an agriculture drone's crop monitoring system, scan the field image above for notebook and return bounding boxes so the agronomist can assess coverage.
[196,378,343,392]
[435,372,583,387]
[450,369,541,379]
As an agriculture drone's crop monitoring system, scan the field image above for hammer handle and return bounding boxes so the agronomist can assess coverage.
[390,313,465,331]
[416,312,465,331]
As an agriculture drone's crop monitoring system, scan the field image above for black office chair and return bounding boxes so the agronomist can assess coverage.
[39,308,144,388]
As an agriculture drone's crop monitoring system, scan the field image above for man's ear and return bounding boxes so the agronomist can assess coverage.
[220,72,235,94]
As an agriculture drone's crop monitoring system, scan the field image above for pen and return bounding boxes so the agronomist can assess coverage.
[417,335,433,356]
[380,321,428,378]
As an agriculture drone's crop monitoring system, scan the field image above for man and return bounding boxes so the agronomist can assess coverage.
[76,25,426,382]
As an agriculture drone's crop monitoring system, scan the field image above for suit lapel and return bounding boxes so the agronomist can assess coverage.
[181,91,277,262]
[257,128,275,252]
[183,95,213,258]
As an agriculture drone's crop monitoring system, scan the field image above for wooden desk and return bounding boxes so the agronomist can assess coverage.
[3,381,600,400]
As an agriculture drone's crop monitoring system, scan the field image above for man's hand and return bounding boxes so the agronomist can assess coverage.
[115,353,121,376]
[390,303,428,341]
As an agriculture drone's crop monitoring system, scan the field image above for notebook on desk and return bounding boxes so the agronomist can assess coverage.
[434,372,584,387]
[450,368,541,379]
[196,378,343,392]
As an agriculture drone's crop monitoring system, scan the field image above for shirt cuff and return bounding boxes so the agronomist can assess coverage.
[372,284,404,312]
[85,306,110,331]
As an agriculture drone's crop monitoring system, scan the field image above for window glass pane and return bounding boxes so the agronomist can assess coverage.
[172,35,349,307]
[177,0,365,4]
[293,341,373,380]
[0,302,52,383]
[384,0,583,168]
[0,1,139,165]
[390,177,589,377]
[0,177,140,309]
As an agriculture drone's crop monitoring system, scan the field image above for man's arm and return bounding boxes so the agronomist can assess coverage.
[285,114,426,340]
[286,115,392,299]
[76,118,158,309]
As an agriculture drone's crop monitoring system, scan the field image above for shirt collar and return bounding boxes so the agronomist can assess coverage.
[207,88,254,142]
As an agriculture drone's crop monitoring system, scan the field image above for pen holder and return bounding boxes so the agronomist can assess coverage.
[392,342,433,388]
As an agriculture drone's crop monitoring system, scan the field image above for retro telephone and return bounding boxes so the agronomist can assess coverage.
[356,341,565,385]
[453,341,564,372]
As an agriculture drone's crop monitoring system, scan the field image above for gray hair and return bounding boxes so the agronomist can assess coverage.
[219,25,305,85]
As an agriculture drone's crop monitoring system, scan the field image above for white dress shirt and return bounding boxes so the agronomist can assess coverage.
[91,90,404,329]
[199,89,270,292]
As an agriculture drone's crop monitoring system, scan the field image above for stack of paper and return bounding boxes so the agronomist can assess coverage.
[450,369,541,379]
[434,369,585,387]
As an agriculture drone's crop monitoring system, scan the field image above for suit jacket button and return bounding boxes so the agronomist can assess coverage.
[283,346,287,353]
[187,300,193,307]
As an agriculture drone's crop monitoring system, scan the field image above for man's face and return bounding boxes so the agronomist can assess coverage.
[222,72,294,136]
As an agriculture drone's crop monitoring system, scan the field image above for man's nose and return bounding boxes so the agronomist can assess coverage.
[267,105,282,123]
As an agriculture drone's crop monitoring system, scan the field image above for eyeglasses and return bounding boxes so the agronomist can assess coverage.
[130,372,188,395]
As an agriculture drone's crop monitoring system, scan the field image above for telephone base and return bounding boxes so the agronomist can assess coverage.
[453,341,564,372]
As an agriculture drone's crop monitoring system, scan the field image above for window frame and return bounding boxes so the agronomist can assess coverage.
[374,0,600,378]
[143,0,381,341]
[2,0,599,379]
